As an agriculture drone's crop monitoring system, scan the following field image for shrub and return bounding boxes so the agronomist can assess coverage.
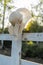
[0,28,9,34]
[22,41,43,59]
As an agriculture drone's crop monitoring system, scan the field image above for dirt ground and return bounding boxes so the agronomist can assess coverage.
[24,57,43,64]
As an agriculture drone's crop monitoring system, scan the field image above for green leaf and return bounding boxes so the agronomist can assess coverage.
[8,6,14,9]
[0,14,2,17]
[6,0,11,3]
[4,0,11,6]
[0,0,2,2]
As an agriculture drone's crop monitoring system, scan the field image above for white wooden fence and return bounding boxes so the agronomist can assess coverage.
[22,33,43,41]
[0,33,43,65]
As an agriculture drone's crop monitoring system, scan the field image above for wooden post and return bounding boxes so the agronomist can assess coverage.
[9,10,31,65]
[11,22,22,65]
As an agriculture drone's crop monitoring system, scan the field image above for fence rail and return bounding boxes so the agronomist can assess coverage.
[22,33,43,41]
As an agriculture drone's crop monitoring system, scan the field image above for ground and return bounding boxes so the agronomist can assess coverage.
[25,57,43,64]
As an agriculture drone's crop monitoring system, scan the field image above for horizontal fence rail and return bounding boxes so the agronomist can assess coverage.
[22,33,43,41]
[0,34,15,40]
[0,33,43,41]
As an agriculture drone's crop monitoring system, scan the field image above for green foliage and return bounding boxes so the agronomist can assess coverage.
[4,0,11,7]
[22,41,29,58]
[36,47,43,59]
[4,28,9,33]
[29,21,43,32]
[22,41,43,59]
[8,6,14,9]
[6,0,11,2]
[0,28,9,34]
[0,14,2,17]
[23,21,43,33]
[0,0,2,2]
[0,0,14,33]
[31,0,43,25]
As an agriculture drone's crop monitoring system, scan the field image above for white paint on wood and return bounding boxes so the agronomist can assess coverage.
[0,34,15,40]
[0,33,43,65]
[0,34,21,65]
[22,33,43,41]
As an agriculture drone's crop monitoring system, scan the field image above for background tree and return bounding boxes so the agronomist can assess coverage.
[0,0,15,49]
[28,21,43,32]
[23,0,43,33]
[0,0,14,33]
[31,0,43,22]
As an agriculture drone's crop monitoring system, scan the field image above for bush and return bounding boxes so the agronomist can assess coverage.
[0,28,9,34]
[22,41,29,58]
[22,41,43,59]
[4,28,9,34]
[23,21,43,33]
[36,47,43,59]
